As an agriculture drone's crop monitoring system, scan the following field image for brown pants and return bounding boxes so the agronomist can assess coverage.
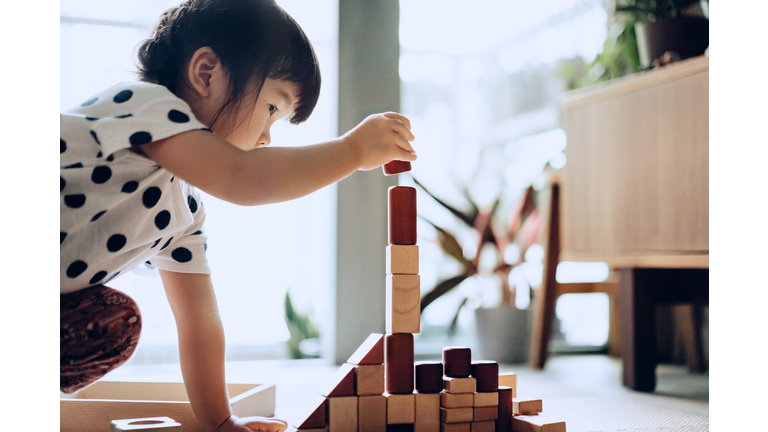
[60,285,142,394]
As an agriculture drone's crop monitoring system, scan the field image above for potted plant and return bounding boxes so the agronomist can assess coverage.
[414,177,543,363]
[617,0,709,68]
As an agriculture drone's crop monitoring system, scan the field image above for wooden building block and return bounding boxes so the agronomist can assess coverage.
[387,245,419,275]
[513,399,542,415]
[470,421,495,432]
[440,407,473,424]
[496,386,513,432]
[414,392,440,432]
[110,417,181,431]
[354,364,385,396]
[440,423,470,432]
[388,186,417,245]
[498,373,516,397]
[387,425,416,432]
[415,362,444,394]
[383,160,412,176]
[473,407,498,422]
[440,391,473,408]
[347,333,384,365]
[294,395,327,429]
[328,396,357,432]
[470,362,498,393]
[510,415,565,432]
[443,377,476,394]
[442,347,471,378]
[386,393,416,424]
[385,333,415,394]
[359,395,387,432]
[296,429,327,432]
[386,275,421,334]
[473,392,498,407]
[321,363,356,397]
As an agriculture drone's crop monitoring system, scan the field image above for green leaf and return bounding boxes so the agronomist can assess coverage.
[421,217,471,267]
[420,274,472,312]
[412,176,478,228]
[447,297,469,337]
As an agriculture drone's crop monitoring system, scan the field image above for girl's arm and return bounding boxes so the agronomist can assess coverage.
[141,112,416,206]
[159,270,287,432]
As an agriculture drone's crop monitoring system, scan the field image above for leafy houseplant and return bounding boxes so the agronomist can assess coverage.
[283,290,320,359]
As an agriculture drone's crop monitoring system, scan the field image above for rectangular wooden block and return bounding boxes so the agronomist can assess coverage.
[387,245,419,275]
[359,395,387,432]
[296,429,327,432]
[354,364,385,396]
[443,377,476,394]
[385,333,415,394]
[386,393,416,424]
[386,275,421,334]
[415,392,440,432]
[499,373,516,397]
[388,186,417,245]
[513,399,542,416]
[440,423,470,432]
[440,407,473,424]
[473,392,498,407]
[470,421,495,432]
[496,386,513,432]
[347,333,384,365]
[440,391,473,408]
[387,425,416,432]
[328,396,357,432]
[473,407,498,422]
[510,414,565,432]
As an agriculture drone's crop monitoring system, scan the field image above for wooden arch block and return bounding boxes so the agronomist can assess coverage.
[294,395,327,429]
[110,417,181,431]
[321,363,355,397]
[442,347,471,378]
[347,333,384,365]
[388,186,417,245]
[470,361,498,393]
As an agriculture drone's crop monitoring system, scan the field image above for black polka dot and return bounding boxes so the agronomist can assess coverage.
[168,109,190,123]
[121,181,139,193]
[104,271,121,284]
[203,243,208,251]
[107,234,127,252]
[113,90,133,103]
[106,154,114,162]
[86,116,99,121]
[172,247,193,263]
[160,237,174,251]
[129,131,152,146]
[145,260,152,265]
[151,238,163,248]
[60,139,66,154]
[91,210,107,222]
[97,151,102,158]
[142,187,162,208]
[60,232,67,244]
[89,271,108,285]
[115,114,132,119]
[91,166,112,184]
[201,127,213,133]
[64,194,86,208]
[90,130,101,145]
[170,176,174,182]
[192,230,203,235]
[66,260,88,278]
[187,195,198,213]
[60,176,66,192]
[81,97,98,107]
[64,163,83,169]
[155,210,171,230]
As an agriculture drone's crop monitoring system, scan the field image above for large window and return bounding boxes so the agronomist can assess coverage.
[60,0,338,363]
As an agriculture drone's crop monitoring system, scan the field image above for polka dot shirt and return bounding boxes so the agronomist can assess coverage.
[60,82,212,294]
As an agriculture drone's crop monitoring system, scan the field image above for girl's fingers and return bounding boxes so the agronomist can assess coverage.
[382,112,412,130]
[240,417,288,432]
[392,133,416,155]
[394,137,418,161]
[390,120,415,142]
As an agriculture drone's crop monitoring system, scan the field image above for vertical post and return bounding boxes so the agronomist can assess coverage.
[620,268,657,391]
[325,0,400,364]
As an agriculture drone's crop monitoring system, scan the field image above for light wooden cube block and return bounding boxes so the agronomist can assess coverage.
[499,373,516,398]
[440,391,473,408]
[386,393,416,424]
[415,392,440,432]
[386,275,421,334]
[110,417,181,432]
[440,407,473,424]
[441,423,470,432]
[443,377,476,394]
[386,245,419,275]
[470,421,495,432]
[473,407,497,422]
[328,396,358,432]
[473,392,498,407]
[510,414,565,432]
[354,364,385,396]
[513,399,542,416]
[358,395,386,432]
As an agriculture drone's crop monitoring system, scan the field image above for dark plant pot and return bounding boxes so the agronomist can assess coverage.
[635,17,709,67]
[474,305,531,364]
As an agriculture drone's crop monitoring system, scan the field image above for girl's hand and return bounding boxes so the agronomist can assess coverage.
[342,112,417,171]
[215,415,288,432]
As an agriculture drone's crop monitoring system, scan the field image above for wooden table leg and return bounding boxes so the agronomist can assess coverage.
[619,268,657,391]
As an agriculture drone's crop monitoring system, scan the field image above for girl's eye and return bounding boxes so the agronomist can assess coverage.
[268,104,278,114]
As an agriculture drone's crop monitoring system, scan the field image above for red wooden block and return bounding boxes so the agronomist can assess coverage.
[383,160,412,176]
[347,333,384,365]
[294,395,327,429]
[496,386,513,432]
[388,186,417,245]
[442,347,471,378]
[385,333,415,394]
[470,361,499,393]
[415,362,443,394]
[321,363,355,397]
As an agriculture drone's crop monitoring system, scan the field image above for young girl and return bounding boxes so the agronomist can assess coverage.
[59,1,416,431]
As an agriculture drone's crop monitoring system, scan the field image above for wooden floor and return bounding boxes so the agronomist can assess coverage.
[104,354,708,431]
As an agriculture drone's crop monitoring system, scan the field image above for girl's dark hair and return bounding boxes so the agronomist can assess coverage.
[136,0,320,127]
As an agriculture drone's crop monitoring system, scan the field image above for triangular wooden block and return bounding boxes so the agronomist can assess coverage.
[346,333,384,365]
[294,395,327,429]
[321,363,356,397]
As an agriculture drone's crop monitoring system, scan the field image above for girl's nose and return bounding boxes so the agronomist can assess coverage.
[258,130,271,147]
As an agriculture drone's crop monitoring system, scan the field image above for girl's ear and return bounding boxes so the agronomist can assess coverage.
[186,47,226,99]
